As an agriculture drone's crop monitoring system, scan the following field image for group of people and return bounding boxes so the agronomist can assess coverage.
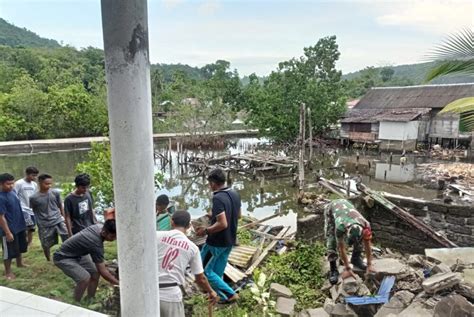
[0,168,96,280]
[1,165,376,316]
[155,168,241,316]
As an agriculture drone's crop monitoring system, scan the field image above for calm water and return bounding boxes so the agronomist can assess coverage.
[0,138,447,230]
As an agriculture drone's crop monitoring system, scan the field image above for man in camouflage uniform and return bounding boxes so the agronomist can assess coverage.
[324,199,375,284]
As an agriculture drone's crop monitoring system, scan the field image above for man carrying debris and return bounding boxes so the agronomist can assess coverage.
[196,168,241,303]
[157,210,217,317]
[325,199,375,284]
[53,218,119,302]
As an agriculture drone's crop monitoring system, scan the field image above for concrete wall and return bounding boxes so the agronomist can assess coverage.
[379,140,417,152]
[379,121,420,141]
[429,113,460,139]
[374,163,415,183]
[297,197,473,254]
[368,197,474,254]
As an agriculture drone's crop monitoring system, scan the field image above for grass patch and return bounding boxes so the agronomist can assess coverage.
[188,242,327,316]
[0,231,117,313]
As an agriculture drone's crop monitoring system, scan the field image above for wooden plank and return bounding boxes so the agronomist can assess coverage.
[245,226,291,275]
[240,211,285,229]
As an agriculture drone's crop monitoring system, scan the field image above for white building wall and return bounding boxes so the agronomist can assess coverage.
[379,121,419,141]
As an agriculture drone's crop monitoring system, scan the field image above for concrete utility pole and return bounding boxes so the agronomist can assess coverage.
[101,1,159,316]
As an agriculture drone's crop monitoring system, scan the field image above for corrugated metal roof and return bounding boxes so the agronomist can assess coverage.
[228,245,258,268]
[224,264,247,283]
[356,84,474,110]
[341,108,431,123]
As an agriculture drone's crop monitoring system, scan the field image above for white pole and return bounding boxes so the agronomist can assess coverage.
[100,1,159,316]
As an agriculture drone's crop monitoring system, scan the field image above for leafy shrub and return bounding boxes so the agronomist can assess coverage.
[265,242,326,310]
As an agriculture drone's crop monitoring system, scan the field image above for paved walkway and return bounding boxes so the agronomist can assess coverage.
[0,286,107,317]
[0,129,259,153]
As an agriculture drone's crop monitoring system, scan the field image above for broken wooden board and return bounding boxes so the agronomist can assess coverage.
[245,226,291,275]
[358,184,457,248]
[224,264,247,283]
[228,245,259,268]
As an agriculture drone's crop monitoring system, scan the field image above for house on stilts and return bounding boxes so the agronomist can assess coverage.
[340,83,474,151]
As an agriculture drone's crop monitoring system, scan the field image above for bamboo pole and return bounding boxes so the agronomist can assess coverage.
[298,103,306,195]
[307,107,313,161]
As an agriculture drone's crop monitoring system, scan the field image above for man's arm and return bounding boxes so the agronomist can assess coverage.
[0,214,13,242]
[196,212,227,236]
[337,240,350,270]
[96,262,119,285]
[63,199,73,237]
[55,192,65,218]
[363,238,375,273]
[195,273,218,303]
[338,240,357,279]
[89,194,98,223]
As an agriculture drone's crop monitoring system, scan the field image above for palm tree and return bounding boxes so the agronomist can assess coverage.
[426,28,474,131]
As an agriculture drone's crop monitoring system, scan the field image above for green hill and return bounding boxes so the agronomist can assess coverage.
[343,62,474,85]
[0,18,60,48]
[151,63,204,82]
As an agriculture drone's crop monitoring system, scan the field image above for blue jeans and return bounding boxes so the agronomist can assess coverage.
[201,244,235,300]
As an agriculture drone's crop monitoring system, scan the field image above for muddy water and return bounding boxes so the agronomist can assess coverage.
[0,138,447,230]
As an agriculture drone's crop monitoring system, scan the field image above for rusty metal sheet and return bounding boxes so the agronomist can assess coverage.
[228,245,258,268]
[224,264,247,283]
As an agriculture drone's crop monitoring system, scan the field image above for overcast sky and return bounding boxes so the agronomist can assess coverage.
[1,0,472,76]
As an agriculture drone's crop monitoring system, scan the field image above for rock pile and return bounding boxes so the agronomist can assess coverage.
[275,249,474,316]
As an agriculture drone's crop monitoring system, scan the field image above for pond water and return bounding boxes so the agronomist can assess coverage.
[0,138,448,230]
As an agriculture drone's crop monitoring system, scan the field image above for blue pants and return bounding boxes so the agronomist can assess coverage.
[201,244,235,300]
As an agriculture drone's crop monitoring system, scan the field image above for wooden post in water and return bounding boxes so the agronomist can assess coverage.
[307,107,313,162]
[298,103,306,196]
[168,138,172,165]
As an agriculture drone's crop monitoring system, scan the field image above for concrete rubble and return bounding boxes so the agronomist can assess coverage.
[276,297,297,316]
[270,283,293,298]
[269,247,474,316]
[318,248,474,317]
[422,272,463,293]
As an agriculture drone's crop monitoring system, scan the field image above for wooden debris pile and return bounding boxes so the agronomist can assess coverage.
[419,162,473,197]
[189,213,294,286]
[183,153,299,180]
[429,145,469,160]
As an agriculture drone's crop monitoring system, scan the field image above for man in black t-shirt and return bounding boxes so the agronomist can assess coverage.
[196,169,241,303]
[64,174,96,236]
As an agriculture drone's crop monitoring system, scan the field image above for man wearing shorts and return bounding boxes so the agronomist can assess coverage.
[53,220,119,302]
[0,173,28,280]
[157,210,217,317]
[30,174,69,261]
[64,173,96,236]
[14,166,39,246]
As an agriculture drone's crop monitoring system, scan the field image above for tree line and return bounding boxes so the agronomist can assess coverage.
[1,35,422,142]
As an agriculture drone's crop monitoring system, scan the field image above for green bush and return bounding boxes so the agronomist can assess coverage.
[265,242,326,310]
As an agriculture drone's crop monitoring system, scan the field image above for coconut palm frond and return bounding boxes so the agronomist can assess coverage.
[440,97,474,131]
[425,28,474,82]
[426,28,474,61]
[425,60,474,81]
[460,113,474,131]
[440,97,474,114]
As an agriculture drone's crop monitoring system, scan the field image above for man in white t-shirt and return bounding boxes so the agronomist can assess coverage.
[157,210,217,317]
[14,166,39,246]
